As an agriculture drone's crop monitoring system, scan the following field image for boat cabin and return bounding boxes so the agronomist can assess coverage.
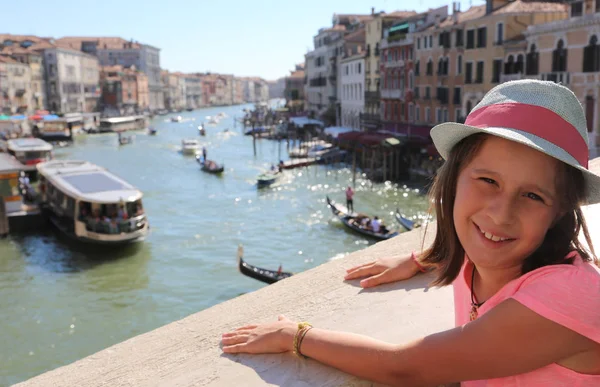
[0,153,26,214]
[6,138,53,166]
[99,116,149,133]
[37,160,149,244]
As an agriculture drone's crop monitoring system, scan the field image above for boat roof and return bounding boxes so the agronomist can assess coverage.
[100,116,145,124]
[0,153,27,174]
[182,139,199,144]
[7,138,53,152]
[37,160,143,203]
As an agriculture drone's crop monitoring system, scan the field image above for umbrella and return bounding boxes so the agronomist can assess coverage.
[0,115,9,120]
[10,115,27,120]
[29,114,44,121]
[42,114,60,121]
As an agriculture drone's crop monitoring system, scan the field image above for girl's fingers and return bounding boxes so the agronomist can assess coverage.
[345,261,374,273]
[221,333,249,345]
[222,343,247,353]
[345,265,381,280]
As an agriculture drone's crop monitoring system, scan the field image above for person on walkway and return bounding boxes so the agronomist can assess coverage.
[345,186,354,213]
[221,80,600,386]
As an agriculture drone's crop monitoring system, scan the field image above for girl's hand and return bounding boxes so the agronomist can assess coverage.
[221,315,297,354]
[344,254,421,288]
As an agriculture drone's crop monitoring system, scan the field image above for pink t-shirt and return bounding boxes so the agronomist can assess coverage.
[453,253,600,386]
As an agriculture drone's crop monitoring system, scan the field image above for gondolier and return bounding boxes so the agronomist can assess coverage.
[345,186,354,213]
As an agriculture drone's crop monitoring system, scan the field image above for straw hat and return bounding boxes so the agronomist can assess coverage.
[430,79,600,204]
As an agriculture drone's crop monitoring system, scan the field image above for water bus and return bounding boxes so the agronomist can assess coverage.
[181,139,200,155]
[6,138,53,166]
[37,160,149,245]
[98,116,149,133]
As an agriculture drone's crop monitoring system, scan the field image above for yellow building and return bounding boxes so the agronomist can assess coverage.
[460,0,567,116]
[525,2,600,149]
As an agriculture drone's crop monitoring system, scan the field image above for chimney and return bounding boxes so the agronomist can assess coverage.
[371,7,375,15]
[452,2,460,22]
[435,14,440,28]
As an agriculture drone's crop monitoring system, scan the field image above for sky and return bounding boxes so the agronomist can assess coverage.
[4,0,483,80]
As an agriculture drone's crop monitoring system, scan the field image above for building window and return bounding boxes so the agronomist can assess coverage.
[416,105,420,121]
[492,59,502,83]
[426,59,433,75]
[466,100,473,116]
[358,62,362,74]
[415,60,420,75]
[477,27,487,48]
[443,108,448,122]
[571,1,583,17]
[437,58,444,75]
[496,23,504,45]
[583,35,600,72]
[417,37,421,50]
[409,71,414,89]
[429,35,433,48]
[453,87,461,105]
[552,39,568,72]
[455,108,463,122]
[526,44,539,75]
[409,103,414,121]
[425,107,431,123]
[457,55,463,75]
[476,61,484,83]
[425,86,431,99]
[439,31,451,48]
[597,0,600,13]
[436,107,442,123]
[424,36,428,49]
[466,30,475,49]
[414,86,420,99]
[465,62,473,84]
[456,29,464,47]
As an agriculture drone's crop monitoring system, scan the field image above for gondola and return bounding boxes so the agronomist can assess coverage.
[395,209,417,231]
[326,196,398,241]
[200,159,224,174]
[257,170,281,187]
[148,128,157,136]
[118,133,133,145]
[237,245,293,284]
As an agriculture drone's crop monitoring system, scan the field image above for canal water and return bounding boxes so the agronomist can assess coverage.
[0,103,429,385]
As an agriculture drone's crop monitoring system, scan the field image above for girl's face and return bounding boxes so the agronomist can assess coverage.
[453,136,563,270]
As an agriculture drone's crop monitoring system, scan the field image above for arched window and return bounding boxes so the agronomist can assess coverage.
[466,100,473,116]
[526,44,539,75]
[504,55,515,74]
[515,54,524,74]
[552,39,568,72]
[583,35,600,72]
[437,57,444,75]
[426,59,433,75]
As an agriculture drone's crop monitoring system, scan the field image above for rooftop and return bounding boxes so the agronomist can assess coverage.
[421,5,486,30]
[55,37,142,50]
[493,0,568,14]
[7,138,53,152]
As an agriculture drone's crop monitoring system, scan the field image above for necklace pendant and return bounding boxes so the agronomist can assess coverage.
[470,305,478,321]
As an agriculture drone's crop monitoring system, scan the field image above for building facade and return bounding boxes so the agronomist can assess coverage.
[56,37,164,111]
[339,54,365,129]
[100,65,149,115]
[0,56,32,114]
[285,64,305,113]
[162,70,185,111]
[42,47,100,114]
[184,75,202,109]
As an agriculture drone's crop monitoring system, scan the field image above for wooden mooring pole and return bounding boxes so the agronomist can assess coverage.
[0,197,8,236]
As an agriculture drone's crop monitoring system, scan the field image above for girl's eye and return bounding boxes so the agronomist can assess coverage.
[479,177,496,185]
[525,192,544,202]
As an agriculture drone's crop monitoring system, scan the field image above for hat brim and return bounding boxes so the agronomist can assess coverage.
[430,122,600,205]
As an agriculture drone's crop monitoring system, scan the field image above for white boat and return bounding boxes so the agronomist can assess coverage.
[99,116,149,133]
[307,143,335,158]
[37,160,149,245]
[181,139,200,155]
[6,138,53,166]
[206,116,219,125]
[171,116,183,123]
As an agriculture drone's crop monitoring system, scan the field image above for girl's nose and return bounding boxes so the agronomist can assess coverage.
[486,194,517,226]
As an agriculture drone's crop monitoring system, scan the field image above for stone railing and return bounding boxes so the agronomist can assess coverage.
[17,159,600,386]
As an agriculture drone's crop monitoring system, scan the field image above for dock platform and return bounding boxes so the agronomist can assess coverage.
[281,158,317,170]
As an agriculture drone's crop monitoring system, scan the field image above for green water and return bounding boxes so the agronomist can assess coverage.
[0,104,429,385]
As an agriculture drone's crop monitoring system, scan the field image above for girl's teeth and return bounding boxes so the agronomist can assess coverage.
[482,229,506,242]
[491,235,501,242]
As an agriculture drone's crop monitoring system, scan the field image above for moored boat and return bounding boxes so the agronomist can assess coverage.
[326,196,398,241]
[395,209,417,231]
[37,160,149,245]
[148,128,157,136]
[6,138,53,166]
[171,116,182,123]
[237,245,293,284]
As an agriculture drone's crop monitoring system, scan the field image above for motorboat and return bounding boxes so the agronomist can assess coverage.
[257,169,281,188]
[171,116,183,123]
[148,128,157,136]
[181,139,200,155]
[306,143,335,158]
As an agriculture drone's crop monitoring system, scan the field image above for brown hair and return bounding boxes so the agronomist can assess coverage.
[420,133,598,286]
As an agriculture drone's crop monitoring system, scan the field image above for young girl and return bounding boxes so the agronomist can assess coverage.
[221,80,600,386]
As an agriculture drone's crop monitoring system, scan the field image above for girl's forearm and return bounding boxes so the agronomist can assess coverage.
[298,328,420,386]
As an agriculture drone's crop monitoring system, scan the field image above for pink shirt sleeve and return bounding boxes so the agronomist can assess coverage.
[510,261,600,345]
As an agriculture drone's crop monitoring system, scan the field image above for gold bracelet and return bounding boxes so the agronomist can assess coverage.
[296,326,312,359]
[292,322,312,357]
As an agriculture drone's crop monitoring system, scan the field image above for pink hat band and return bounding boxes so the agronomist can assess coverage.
[465,102,589,168]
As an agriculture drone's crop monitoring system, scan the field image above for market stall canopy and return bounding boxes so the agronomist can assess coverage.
[0,115,10,120]
[10,115,27,120]
[42,114,60,121]
[324,126,356,138]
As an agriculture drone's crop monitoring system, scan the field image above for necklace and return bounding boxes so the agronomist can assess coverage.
[469,266,485,321]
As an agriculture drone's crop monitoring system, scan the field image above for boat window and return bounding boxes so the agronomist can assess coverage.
[0,176,18,197]
[65,197,76,217]
[81,200,146,235]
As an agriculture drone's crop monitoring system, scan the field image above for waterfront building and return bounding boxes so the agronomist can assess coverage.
[184,74,202,109]
[241,77,269,103]
[284,64,305,113]
[524,2,600,149]
[339,28,366,130]
[0,56,32,115]
[56,37,164,111]
[0,47,46,112]
[267,77,285,99]
[362,10,418,131]
[233,77,244,105]
[162,70,186,111]
[100,65,149,115]
[41,47,100,114]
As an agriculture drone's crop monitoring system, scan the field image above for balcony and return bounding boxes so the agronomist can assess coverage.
[541,71,570,85]
[383,59,405,69]
[381,35,413,49]
[381,89,403,99]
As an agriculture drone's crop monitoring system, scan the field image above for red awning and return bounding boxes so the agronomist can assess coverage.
[338,131,403,147]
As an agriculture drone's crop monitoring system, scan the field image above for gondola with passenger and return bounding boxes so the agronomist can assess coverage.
[326,196,398,241]
[237,245,293,284]
[395,209,418,231]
